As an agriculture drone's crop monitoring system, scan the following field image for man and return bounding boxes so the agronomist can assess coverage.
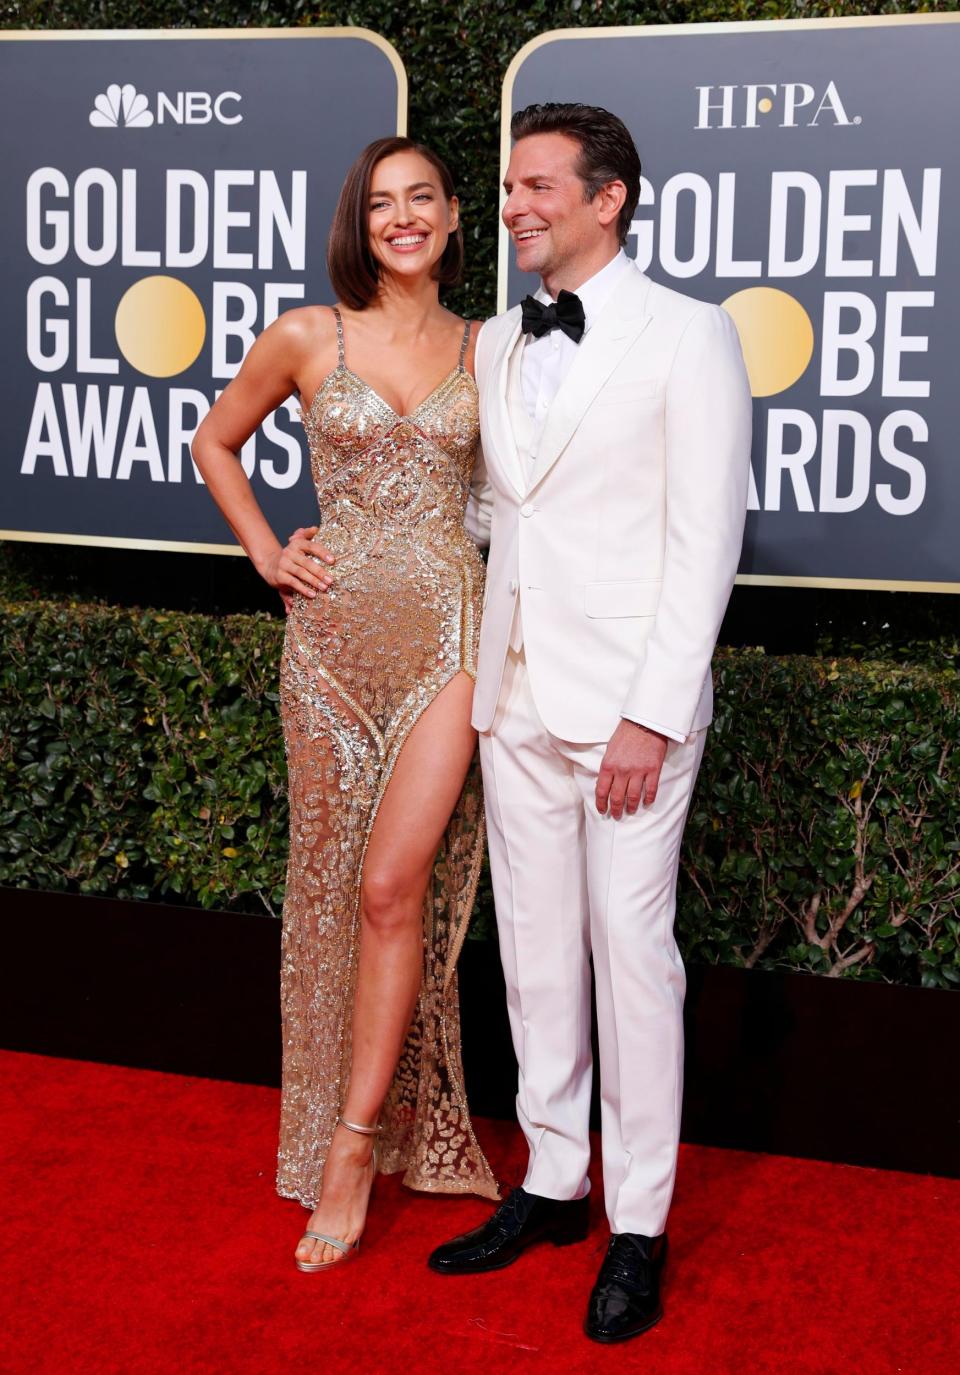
[428,103,752,1344]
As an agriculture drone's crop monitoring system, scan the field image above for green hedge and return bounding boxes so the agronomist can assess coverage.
[3,600,957,988]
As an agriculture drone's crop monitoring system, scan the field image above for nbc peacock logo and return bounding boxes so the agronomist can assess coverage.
[89,84,154,129]
[87,84,243,128]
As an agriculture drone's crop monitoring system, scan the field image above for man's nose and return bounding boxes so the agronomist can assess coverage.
[502,190,525,225]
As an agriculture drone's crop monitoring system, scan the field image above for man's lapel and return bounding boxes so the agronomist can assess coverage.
[484,314,526,498]
[529,267,654,494]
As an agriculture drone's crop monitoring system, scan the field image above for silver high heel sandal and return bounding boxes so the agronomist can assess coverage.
[295,1116,382,1273]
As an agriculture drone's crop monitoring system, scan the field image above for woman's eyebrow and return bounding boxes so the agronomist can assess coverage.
[369,180,437,198]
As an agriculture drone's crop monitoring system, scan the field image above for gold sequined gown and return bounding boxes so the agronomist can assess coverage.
[277,309,498,1207]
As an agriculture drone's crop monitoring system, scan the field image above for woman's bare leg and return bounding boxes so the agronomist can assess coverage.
[296,671,477,1266]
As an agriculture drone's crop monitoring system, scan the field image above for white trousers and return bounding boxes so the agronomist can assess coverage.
[479,648,706,1236]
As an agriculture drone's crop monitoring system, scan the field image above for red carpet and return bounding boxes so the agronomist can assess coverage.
[1,1050,957,1374]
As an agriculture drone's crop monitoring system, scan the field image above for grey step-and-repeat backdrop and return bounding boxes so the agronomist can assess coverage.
[2,20,957,590]
[502,16,960,591]
[0,29,406,554]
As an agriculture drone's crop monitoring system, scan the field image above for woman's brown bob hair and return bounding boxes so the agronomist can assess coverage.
[327,137,464,310]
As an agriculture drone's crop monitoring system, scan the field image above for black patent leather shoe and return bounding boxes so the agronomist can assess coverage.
[427,1186,590,1274]
[584,1232,668,1343]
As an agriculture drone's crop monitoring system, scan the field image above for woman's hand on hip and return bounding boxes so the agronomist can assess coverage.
[261,524,335,614]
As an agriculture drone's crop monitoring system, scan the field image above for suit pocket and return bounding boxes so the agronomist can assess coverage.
[584,579,661,618]
[594,379,663,404]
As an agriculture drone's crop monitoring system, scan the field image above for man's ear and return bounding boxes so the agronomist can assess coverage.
[595,179,627,230]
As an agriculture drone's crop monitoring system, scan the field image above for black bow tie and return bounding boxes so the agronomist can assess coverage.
[520,290,586,344]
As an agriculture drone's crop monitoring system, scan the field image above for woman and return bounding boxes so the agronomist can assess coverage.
[192,136,498,1273]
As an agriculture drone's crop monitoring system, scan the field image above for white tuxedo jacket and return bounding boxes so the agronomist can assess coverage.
[466,263,752,744]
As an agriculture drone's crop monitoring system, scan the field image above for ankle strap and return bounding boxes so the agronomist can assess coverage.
[337,1114,382,1136]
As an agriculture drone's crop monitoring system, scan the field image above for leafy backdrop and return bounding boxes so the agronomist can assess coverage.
[2,601,957,988]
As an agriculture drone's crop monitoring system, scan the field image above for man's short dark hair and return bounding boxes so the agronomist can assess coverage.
[510,102,641,247]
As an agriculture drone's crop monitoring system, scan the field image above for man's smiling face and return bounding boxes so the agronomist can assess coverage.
[502,132,608,287]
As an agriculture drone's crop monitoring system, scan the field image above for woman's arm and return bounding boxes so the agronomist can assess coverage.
[463,319,493,549]
[191,308,336,612]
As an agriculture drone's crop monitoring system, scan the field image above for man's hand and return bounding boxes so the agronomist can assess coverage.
[595,720,669,818]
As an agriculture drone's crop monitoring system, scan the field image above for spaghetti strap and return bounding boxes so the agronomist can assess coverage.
[332,306,346,367]
[458,320,471,372]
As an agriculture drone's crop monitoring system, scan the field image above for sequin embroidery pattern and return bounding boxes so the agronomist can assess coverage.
[277,310,498,1207]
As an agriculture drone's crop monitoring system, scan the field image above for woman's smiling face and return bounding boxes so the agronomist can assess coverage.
[367,149,459,285]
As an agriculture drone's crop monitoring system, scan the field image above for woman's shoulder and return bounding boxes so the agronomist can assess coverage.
[268,304,339,347]
[449,317,483,377]
[257,306,340,381]
[459,318,498,378]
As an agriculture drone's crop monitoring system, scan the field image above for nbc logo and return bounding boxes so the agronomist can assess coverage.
[90,84,154,128]
[88,84,242,128]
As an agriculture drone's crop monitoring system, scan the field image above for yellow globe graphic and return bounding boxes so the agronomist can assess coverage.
[114,276,206,378]
[721,287,814,398]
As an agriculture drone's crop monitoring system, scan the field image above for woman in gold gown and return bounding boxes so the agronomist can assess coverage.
[192,137,498,1272]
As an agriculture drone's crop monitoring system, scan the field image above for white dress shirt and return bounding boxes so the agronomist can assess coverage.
[519,250,686,745]
[520,250,630,460]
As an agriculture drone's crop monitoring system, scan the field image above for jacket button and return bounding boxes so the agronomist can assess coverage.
[508,579,518,594]
[520,502,535,517]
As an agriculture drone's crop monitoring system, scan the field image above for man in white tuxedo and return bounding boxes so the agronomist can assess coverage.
[428,103,752,1343]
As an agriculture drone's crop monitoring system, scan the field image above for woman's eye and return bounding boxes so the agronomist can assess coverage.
[370,201,389,211]
[413,194,432,203]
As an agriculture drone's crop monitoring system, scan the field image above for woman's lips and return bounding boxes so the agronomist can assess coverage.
[385,233,429,253]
